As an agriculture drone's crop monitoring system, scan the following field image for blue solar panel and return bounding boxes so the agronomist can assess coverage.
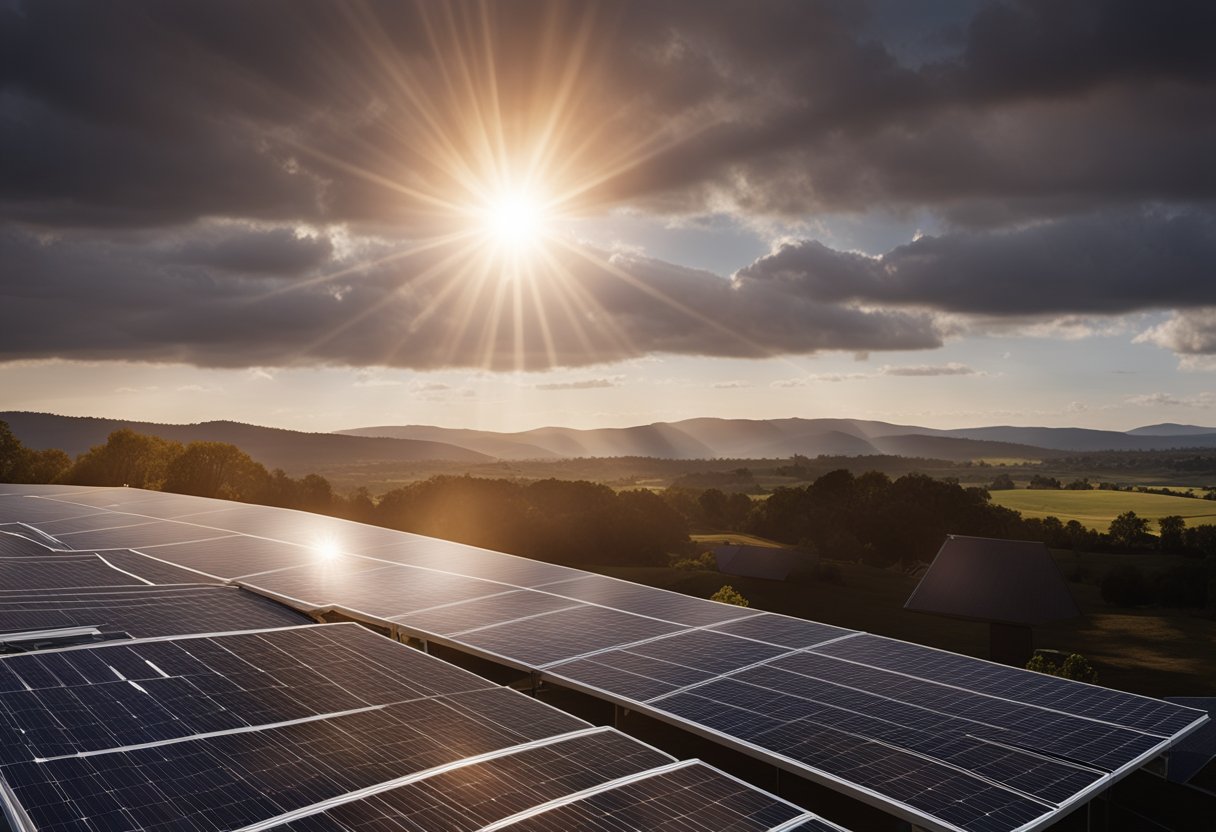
[536,574,762,627]
[812,634,1203,737]
[6,486,1205,832]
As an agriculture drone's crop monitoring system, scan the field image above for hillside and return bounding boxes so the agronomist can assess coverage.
[340,417,1071,461]
[0,412,490,473]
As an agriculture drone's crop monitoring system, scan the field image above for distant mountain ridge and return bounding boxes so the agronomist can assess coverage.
[340,417,1216,460]
[0,412,490,472]
[7,412,1215,470]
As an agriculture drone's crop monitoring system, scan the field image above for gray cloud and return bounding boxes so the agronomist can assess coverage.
[0,224,945,370]
[2,0,1214,373]
[1136,309,1216,355]
[737,209,1216,316]
[1,1,1213,231]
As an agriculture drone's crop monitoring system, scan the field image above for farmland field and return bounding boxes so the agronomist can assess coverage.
[989,489,1216,530]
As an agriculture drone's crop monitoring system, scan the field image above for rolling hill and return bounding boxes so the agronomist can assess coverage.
[339,417,1070,461]
[0,412,490,473]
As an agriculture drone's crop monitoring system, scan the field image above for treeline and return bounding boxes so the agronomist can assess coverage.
[679,474,1216,564]
[5,421,1215,576]
[741,471,1024,565]
[0,422,686,568]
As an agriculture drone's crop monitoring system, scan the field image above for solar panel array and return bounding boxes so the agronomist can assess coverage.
[0,488,842,832]
[1,486,1206,832]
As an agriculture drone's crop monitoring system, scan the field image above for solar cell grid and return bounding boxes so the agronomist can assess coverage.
[0,496,107,524]
[454,604,684,668]
[259,730,671,832]
[488,762,807,832]
[9,696,562,832]
[390,589,585,636]
[813,634,1205,737]
[359,536,585,588]
[669,688,1053,832]
[91,549,222,585]
[32,512,161,535]
[131,535,301,579]
[3,486,1203,832]
[0,533,56,558]
[536,574,763,627]
[46,519,225,551]
[246,563,507,619]
[767,650,1164,772]
[0,557,140,591]
[707,612,857,649]
[0,586,305,641]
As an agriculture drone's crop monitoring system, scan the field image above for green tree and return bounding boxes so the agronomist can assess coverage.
[1026,653,1097,683]
[0,421,24,482]
[1108,511,1150,549]
[1158,515,1186,553]
[65,429,182,488]
[163,441,269,500]
[988,473,1016,490]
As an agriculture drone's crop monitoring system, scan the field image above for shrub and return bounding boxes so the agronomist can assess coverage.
[1153,563,1210,608]
[711,584,749,607]
[1026,652,1098,684]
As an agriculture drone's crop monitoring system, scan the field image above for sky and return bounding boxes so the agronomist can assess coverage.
[2,0,1215,433]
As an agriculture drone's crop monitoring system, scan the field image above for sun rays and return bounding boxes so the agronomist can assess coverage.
[254,0,759,374]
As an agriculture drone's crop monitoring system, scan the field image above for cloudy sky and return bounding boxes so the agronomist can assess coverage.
[2,0,1215,432]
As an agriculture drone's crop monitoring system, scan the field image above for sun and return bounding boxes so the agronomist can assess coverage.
[480,189,550,252]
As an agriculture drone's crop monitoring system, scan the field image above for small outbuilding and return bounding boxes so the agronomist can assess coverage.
[712,543,805,581]
[905,535,1080,666]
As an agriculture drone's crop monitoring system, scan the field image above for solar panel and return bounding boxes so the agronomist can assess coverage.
[0,620,841,832]
[0,556,142,591]
[0,585,307,642]
[6,486,1206,832]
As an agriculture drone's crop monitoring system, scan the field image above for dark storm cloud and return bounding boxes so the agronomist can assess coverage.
[2,0,1214,369]
[2,0,1214,229]
[737,209,1216,316]
[0,225,943,369]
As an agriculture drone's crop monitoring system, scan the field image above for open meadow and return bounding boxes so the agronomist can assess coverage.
[988,488,1216,530]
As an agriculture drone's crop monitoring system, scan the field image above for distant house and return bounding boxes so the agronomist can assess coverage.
[905,535,1079,666]
[712,542,807,581]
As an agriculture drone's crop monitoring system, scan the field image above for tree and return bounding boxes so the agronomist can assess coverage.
[1026,653,1097,683]
[163,441,268,500]
[988,473,1016,490]
[64,429,182,488]
[0,421,71,484]
[1108,511,1150,549]
[1158,515,1186,554]
[711,585,749,607]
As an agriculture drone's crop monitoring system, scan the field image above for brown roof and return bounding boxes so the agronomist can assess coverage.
[905,535,1080,626]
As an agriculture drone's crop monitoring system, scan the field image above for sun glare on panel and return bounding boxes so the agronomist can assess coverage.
[313,536,342,561]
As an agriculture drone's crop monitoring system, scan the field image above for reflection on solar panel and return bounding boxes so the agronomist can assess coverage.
[0,488,843,832]
[3,486,1206,832]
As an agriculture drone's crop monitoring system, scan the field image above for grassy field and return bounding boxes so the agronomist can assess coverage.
[600,553,1216,699]
[989,489,1216,530]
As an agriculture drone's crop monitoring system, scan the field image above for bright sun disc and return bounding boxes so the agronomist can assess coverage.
[482,190,547,250]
